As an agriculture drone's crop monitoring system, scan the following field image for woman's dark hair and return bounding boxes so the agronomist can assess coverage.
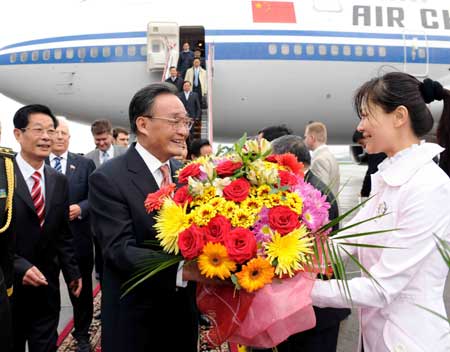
[13,104,58,129]
[188,138,211,159]
[354,71,450,176]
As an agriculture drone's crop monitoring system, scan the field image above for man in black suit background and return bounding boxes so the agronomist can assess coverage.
[48,117,96,352]
[89,83,213,352]
[178,81,202,120]
[11,105,81,352]
[268,134,350,352]
[165,66,184,92]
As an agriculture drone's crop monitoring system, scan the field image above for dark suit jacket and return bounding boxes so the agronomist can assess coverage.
[165,76,183,92]
[178,91,202,120]
[89,144,197,352]
[304,170,350,330]
[46,153,96,257]
[13,161,80,314]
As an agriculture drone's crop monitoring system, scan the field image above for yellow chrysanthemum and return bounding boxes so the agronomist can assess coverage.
[241,197,263,214]
[208,196,226,209]
[283,193,303,215]
[265,227,314,277]
[231,207,256,229]
[256,185,271,198]
[266,193,283,208]
[192,203,217,226]
[220,201,238,220]
[155,199,189,254]
[199,186,217,202]
[236,257,274,292]
[198,242,237,280]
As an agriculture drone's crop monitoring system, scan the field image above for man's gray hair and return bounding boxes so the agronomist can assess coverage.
[271,135,311,166]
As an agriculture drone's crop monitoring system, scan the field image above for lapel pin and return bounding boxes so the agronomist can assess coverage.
[70,164,76,170]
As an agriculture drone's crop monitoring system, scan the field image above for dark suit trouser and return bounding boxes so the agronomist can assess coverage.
[93,236,103,283]
[0,271,12,352]
[12,284,60,352]
[68,254,93,339]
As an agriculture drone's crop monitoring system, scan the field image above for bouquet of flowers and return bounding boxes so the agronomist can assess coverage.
[127,136,379,348]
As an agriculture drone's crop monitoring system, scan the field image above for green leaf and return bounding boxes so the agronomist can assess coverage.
[415,304,450,323]
[340,242,405,249]
[331,228,398,240]
[231,274,241,290]
[340,246,382,289]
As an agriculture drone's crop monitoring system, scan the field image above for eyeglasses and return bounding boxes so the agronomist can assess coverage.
[141,115,194,130]
[20,127,56,137]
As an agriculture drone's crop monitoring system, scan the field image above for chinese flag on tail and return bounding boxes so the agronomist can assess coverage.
[252,1,296,23]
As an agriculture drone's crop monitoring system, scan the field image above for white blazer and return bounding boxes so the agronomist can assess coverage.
[310,144,340,196]
[312,143,450,352]
[184,66,207,96]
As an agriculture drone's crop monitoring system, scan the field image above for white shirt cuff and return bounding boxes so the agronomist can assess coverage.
[176,260,188,288]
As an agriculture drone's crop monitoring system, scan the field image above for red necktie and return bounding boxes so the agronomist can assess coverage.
[159,164,171,188]
[31,171,45,227]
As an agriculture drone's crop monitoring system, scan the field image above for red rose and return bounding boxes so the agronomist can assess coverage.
[223,178,250,202]
[205,215,231,244]
[216,160,243,177]
[178,224,205,260]
[173,185,193,206]
[278,170,298,188]
[225,227,257,264]
[178,163,201,184]
[269,206,301,235]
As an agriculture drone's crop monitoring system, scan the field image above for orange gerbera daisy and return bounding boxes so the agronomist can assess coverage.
[236,257,274,292]
[198,243,237,280]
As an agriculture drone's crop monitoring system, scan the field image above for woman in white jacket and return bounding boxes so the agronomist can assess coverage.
[311,72,450,352]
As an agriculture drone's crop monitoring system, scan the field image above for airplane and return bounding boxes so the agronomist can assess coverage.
[1,0,450,161]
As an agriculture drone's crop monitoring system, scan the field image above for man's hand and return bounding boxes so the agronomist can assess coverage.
[23,266,48,287]
[69,204,82,221]
[182,261,231,286]
[69,278,83,297]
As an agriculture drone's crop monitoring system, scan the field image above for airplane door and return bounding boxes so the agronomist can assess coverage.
[403,32,429,77]
[146,22,179,72]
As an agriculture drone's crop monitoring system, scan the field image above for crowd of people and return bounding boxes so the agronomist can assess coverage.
[0,71,449,352]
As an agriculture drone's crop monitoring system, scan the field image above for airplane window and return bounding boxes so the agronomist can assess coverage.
[140,45,147,56]
[66,48,74,59]
[378,47,387,57]
[20,52,28,62]
[77,48,86,59]
[306,45,314,55]
[10,53,16,63]
[319,45,327,56]
[31,51,39,62]
[54,49,62,60]
[102,47,111,57]
[115,46,123,57]
[367,46,375,57]
[43,50,51,61]
[128,45,137,56]
[354,46,363,56]
[90,47,99,58]
[331,45,339,56]
[418,48,426,58]
[281,44,290,55]
[268,44,277,55]
[343,45,351,56]
[294,44,302,55]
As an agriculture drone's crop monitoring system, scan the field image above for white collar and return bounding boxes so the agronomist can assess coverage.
[101,144,114,156]
[312,144,327,156]
[135,142,170,175]
[377,142,443,186]
[50,151,68,161]
[16,152,45,180]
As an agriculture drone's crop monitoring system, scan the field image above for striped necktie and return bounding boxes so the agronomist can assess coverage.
[31,171,45,228]
[159,164,171,188]
[53,156,62,173]
[102,151,109,164]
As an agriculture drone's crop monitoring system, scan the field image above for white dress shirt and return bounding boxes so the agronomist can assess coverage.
[16,152,46,199]
[135,142,187,287]
[49,151,68,174]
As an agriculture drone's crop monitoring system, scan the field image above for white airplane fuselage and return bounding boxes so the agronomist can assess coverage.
[1,0,450,143]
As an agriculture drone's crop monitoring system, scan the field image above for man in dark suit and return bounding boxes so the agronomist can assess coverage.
[48,118,96,352]
[0,146,15,352]
[165,66,184,92]
[89,83,212,352]
[11,104,81,352]
[178,81,202,120]
[176,42,194,78]
[268,134,351,352]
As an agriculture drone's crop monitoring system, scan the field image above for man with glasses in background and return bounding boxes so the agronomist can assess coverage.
[89,83,213,352]
[11,104,81,352]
